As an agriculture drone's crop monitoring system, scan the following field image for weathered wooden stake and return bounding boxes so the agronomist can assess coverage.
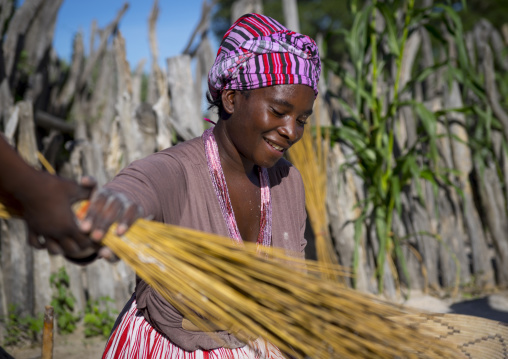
[41,305,54,359]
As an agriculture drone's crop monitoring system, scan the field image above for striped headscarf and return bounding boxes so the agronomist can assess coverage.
[208,13,321,100]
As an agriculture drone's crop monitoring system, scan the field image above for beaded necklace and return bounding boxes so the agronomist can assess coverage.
[202,128,272,248]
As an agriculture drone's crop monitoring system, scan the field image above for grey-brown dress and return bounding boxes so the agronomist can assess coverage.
[105,136,307,351]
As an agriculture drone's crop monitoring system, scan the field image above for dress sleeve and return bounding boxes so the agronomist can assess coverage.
[104,151,188,223]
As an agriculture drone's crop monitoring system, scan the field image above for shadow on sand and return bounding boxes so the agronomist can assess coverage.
[450,297,508,324]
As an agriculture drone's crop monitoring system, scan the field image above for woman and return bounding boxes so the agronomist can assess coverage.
[82,13,321,358]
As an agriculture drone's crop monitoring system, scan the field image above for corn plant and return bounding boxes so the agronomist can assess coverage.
[438,3,508,184]
[327,0,471,292]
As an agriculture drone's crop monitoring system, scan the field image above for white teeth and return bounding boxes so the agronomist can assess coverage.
[265,139,284,151]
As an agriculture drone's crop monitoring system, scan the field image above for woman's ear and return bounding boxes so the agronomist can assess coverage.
[222,90,236,115]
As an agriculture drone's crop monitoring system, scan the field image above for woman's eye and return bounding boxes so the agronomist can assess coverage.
[271,108,284,117]
[297,117,308,126]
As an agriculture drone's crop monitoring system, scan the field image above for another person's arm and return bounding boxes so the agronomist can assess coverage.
[0,136,96,258]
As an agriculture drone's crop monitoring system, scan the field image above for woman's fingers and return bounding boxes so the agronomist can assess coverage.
[82,190,109,235]
[98,247,119,262]
[82,189,143,241]
[117,203,144,235]
[90,194,123,240]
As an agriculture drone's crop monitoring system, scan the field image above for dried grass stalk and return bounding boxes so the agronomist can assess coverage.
[287,118,341,281]
[0,205,10,218]
[0,202,461,358]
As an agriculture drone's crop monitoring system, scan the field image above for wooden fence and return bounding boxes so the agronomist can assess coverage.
[0,0,507,340]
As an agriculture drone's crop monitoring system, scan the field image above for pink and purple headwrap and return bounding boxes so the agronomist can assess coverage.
[208,13,321,100]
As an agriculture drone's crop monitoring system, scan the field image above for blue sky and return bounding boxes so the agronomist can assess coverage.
[53,1,214,70]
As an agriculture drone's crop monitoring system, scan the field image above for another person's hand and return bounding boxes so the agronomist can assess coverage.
[0,136,97,260]
[21,174,97,257]
[80,188,144,261]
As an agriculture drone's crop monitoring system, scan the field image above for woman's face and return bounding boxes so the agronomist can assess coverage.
[222,84,315,169]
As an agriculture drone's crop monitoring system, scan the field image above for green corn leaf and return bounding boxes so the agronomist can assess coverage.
[413,102,437,140]
[436,5,470,72]
[419,169,435,183]
[362,148,377,165]
[423,23,448,44]
[344,74,375,106]
[335,126,366,150]
[349,3,375,63]
[401,61,447,93]
[473,105,503,131]
[392,176,402,216]
[322,57,339,74]
[434,106,474,116]
[376,3,400,56]
[408,161,426,205]
[436,173,465,200]
[337,98,360,120]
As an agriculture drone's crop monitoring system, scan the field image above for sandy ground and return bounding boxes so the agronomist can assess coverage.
[5,291,508,359]
[402,290,508,322]
[5,325,106,359]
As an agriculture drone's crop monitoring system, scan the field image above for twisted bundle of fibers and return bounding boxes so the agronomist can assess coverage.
[0,202,460,358]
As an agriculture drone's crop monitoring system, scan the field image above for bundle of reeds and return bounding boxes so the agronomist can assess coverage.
[0,204,10,218]
[0,201,460,358]
[287,101,341,280]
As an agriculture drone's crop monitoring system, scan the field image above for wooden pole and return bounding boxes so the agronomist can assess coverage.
[282,0,300,32]
[41,305,54,359]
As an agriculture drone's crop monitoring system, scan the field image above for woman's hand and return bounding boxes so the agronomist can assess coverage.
[80,188,144,261]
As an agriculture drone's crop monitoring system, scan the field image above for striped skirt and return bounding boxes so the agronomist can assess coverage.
[102,299,285,359]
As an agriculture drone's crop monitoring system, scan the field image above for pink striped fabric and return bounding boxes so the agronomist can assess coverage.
[102,300,285,359]
[208,13,321,100]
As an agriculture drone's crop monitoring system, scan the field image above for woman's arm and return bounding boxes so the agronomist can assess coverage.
[79,153,171,260]
[76,150,184,261]
[80,187,144,261]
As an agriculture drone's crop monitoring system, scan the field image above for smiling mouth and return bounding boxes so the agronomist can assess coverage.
[264,138,285,152]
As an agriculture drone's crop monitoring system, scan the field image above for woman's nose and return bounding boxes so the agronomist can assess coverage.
[277,118,300,144]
